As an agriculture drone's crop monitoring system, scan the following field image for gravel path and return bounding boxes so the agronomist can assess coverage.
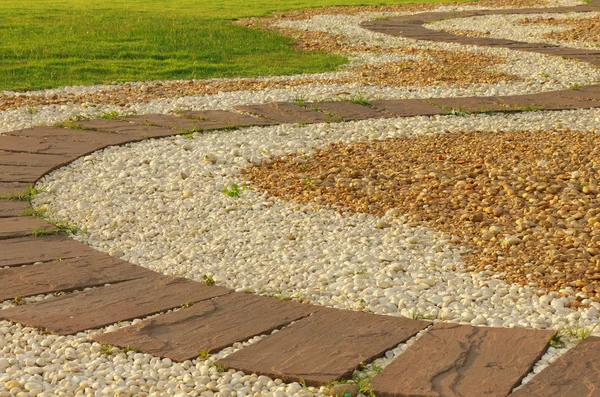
[2,0,600,396]
[427,11,600,49]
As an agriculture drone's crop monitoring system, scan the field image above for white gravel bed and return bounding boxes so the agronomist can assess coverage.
[33,109,600,334]
[427,11,600,50]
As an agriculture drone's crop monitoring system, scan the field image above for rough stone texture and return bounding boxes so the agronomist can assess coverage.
[182,109,278,128]
[0,235,100,267]
[0,253,156,301]
[371,99,446,117]
[509,336,600,397]
[0,216,57,240]
[306,101,387,121]
[0,165,50,183]
[0,201,30,218]
[496,92,600,111]
[0,182,32,196]
[217,309,430,386]
[427,96,509,113]
[371,323,554,397]
[3,126,135,145]
[0,276,231,334]
[77,119,177,138]
[0,135,100,156]
[94,293,318,362]
[234,102,327,124]
[0,150,76,168]
[127,114,209,131]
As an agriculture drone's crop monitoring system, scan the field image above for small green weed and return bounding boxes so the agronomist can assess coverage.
[222,184,244,198]
[540,72,550,78]
[569,84,581,90]
[100,343,115,355]
[32,227,58,237]
[202,274,216,286]
[0,185,41,201]
[447,106,469,116]
[198,349,211,360]
[121,346,140,354]
[549,332,565,348]
[100,111,123,120]
[302,178,314,190]
[349,92,372,108]
[22,207,46,217]
[50,220,81,236]
[294,95,307,107]
[211,363,228,372]
[12,295,24,305]
[181,301,194,308]
[564,322,599,342]
[223,123,239,132]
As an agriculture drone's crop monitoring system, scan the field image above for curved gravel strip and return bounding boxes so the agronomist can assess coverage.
[427,11,600,49]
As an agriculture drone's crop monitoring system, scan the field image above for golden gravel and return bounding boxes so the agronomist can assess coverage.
[352,50,516,87]
[243,130,600,304]
[520,15,600,43]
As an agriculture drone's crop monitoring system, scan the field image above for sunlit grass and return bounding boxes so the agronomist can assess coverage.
[0,0,465,91]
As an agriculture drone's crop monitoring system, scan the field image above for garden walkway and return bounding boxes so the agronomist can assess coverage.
[1,1,600,395]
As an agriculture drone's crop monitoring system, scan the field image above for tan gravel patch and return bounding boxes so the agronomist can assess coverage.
[351,50,517,87]
[520,15,600,43]
[243,130,600,304]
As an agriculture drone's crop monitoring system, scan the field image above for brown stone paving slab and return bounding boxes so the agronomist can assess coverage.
[94,292,318,362]
[0,235,99,267]
[427,97,509,113]
[0,276,231,334]
[306,101,388,121]
[0,151,76,168]
[78,119,177,138]
[127,114,207,131]
[0,216,57,240]
[0,165,49,183]
[561,85,600,102]
[0,201,30,218]
[509,336,600,397]
[0,135,100,156]
[234,103,327,124]
[3,126,143,146]
[496,93,600,111]
[0,182,31,196]
[371,323,554,397]
[371,99,446,117]
[0,253,157,301]
[183,109,278,128]
[217,309,430,386]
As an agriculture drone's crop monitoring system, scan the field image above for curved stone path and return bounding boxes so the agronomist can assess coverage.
[2,2,600,396]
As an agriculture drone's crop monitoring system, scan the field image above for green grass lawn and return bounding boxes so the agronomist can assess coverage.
[1,0,465,92]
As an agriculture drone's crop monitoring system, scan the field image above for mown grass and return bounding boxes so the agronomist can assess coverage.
[0,0,464,91]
